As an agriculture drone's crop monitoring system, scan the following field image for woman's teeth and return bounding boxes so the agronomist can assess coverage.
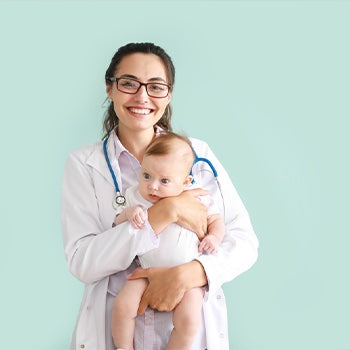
[129,108,152,115]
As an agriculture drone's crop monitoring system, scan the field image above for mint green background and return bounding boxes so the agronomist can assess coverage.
[0,1,349,349]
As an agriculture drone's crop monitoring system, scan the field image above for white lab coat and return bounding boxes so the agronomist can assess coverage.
[61,133,259,350]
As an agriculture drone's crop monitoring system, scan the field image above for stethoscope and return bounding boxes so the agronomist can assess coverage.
[103,137,220,210]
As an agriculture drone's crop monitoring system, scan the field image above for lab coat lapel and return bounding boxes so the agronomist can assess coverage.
[85,136,123,193]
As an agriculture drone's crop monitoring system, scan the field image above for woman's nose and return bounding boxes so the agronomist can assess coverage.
[135,84,149,101]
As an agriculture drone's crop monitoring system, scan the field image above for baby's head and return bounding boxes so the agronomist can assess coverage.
[139,133,195,203]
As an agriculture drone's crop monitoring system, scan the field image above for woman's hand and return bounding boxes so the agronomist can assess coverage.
[148,188,209,239]
[168,188,209,240]
[127,260,208,314]
[128,267,186,314]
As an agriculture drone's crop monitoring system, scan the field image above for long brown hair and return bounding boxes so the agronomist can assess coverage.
[103,42,175,139]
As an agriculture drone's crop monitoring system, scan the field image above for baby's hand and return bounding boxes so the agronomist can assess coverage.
[125,206,147,229]
[198,234,221,254]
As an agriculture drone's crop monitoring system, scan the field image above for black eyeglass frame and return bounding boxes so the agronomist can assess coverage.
[107,77,172,98]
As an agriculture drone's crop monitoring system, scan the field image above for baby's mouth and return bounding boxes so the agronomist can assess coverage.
[149,194,159,200]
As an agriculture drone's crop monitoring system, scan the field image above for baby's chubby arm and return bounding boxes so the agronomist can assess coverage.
[113,206,147,229]
[198,214,225,254]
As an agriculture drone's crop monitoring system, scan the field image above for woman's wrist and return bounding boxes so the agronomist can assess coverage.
[160,196,178,220]
[147,197,177,234]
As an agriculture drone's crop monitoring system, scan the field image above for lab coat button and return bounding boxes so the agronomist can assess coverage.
[80,345,85,349]
[220,333,225,338]
[216,294,222,299]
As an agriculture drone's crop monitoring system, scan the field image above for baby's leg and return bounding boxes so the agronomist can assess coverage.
[112,278,148,350]
[166,287,204,350]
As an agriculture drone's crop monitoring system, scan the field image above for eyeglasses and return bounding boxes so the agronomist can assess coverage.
[107,77,171,98]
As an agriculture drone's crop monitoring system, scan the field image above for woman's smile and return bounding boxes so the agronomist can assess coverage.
[127,107,154,117]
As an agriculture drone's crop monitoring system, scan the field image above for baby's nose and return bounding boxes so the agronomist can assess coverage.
[148,181,158,190]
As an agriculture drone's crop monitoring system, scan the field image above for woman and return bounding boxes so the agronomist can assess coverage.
[62,42,259,350]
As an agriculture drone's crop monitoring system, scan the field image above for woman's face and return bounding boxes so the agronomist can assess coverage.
[106,53,171,134]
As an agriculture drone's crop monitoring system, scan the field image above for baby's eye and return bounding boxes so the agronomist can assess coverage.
[161,178,169,184]
[143,173,151,180]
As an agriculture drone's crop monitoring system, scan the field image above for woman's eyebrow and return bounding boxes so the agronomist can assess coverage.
[119,74,167,83]
[149,77,167,83]
[119,74,138,79]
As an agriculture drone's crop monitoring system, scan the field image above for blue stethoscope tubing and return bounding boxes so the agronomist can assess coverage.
[103,138,127,208]
[191,157,218,178]
[103,136,224,216]
[103,138,120,194]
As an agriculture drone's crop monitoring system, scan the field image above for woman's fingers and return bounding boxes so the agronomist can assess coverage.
[127,267,186,314]
[186,187,210,197]
[127,267,150,280]
[172,189,209,239]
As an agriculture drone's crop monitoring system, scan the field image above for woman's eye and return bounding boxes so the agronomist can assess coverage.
[143,173,151,180]
[121,79,137,88]
[149,84,165,91]
[161,178,169,184]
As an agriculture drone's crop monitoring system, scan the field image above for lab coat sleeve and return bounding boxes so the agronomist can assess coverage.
[191,139,259,299]
[61,150,159,284]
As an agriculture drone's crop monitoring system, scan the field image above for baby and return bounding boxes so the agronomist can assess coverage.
[111,132,225,350]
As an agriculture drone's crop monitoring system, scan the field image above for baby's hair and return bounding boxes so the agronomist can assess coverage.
[145,132,196,172]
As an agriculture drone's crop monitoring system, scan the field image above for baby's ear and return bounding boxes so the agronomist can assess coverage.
[183,175,193,187]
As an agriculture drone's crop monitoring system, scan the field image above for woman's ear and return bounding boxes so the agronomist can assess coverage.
[106,85,112,100]
[167,90,172,104]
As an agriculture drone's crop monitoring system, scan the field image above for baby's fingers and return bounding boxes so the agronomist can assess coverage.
[131,220,141,229]
[135,212,146,226]
[205,246,216,254]
[139,209,147,222]
[198,239,208,253]
[198,237,217,254]
[131,222,145,229]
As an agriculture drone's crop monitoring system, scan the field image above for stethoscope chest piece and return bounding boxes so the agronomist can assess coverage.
[112,192,126,210]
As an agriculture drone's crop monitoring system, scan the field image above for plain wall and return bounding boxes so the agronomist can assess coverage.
[0,1,349,349]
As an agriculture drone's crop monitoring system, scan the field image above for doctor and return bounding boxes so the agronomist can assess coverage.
[61,42,259,350]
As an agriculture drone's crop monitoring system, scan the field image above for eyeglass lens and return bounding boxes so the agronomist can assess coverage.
[117,78,169,97]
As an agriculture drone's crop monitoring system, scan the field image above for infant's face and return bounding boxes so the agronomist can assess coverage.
[139,154,191,204]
